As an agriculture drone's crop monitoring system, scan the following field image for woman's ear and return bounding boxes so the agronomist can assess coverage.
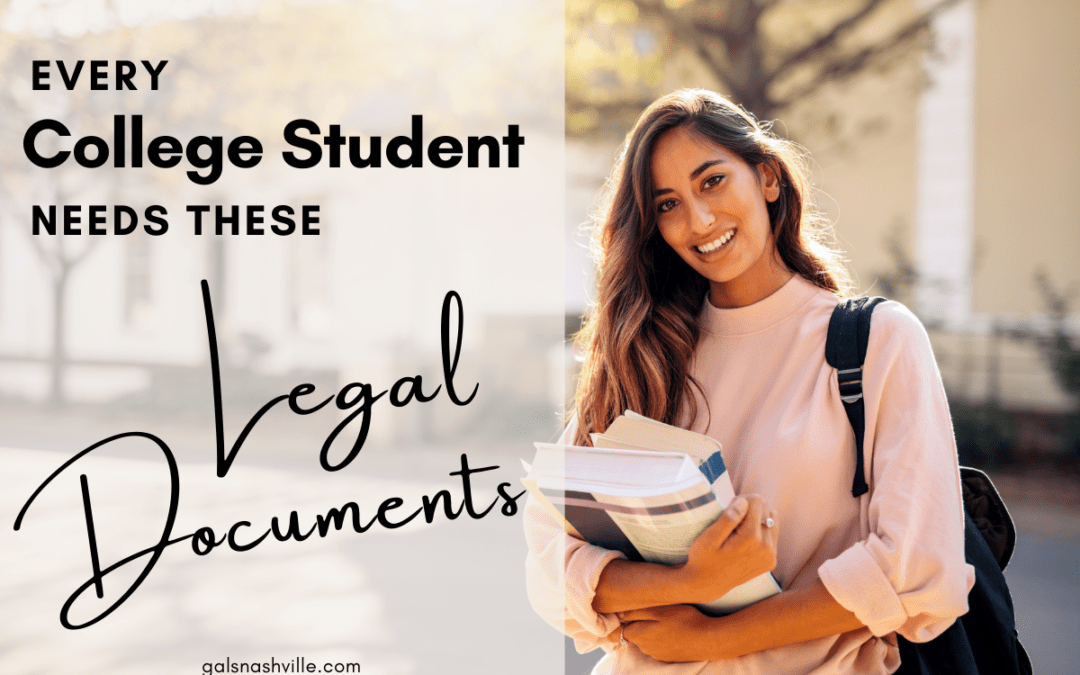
[757,162,780,203]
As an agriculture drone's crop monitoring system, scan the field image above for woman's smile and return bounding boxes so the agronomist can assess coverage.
[694,228,736,255]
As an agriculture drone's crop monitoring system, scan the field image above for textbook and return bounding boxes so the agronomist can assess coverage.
[524,412,780,615]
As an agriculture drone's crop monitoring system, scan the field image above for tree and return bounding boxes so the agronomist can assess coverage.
[0,9,139,406]
[567,0,964,134]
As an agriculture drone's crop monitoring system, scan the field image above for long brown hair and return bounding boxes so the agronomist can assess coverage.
[573,89,851,446]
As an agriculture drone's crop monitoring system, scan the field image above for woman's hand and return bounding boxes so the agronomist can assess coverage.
[677,495,778,603]
[619,605,721,662]
[591,495,777,614]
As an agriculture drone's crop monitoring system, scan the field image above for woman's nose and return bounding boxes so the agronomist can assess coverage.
[689,196,715,232]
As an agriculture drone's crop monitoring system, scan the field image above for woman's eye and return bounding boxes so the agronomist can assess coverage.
[657,199,677,214]
[703,174,725,189]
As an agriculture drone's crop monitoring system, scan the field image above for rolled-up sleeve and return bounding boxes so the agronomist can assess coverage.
[522,418,627,653]
[817,302,975,641]
[524,495,626,652]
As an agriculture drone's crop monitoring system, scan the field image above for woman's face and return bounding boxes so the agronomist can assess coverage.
[650,126,791,309]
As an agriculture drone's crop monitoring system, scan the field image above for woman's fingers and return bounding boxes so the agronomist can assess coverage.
[766,508,779,543]
[681,494,777,602]
[739,494,766,536]
[726,496,750,520]
[619,605,714,662]
[698,496,748,546]
[605,624,623,644]
[619,609,647,622]
[619,604,690,623]
[619,607,662,622]
[763,508,779,566]
[726,496,777,574]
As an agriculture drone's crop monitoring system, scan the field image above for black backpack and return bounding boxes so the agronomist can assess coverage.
[825,297,1033,675]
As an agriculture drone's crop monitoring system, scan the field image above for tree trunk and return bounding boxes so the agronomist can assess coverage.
[48,265,68,408]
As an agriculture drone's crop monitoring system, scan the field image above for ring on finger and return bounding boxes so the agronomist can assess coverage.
[763,517,775,528]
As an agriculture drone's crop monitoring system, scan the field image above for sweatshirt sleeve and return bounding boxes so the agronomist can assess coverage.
[522,418,627,654]
[817,302,975,642]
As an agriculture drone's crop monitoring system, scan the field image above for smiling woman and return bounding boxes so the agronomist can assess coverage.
[523,89,975,674]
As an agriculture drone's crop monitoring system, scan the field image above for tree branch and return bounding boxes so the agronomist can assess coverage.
[67,237,101,268]
[765,0,890,90]
[770,0,962,111]
[27,231,61,281]
[691,19,736,45]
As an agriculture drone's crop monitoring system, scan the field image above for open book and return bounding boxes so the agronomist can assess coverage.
[523,411,780,615]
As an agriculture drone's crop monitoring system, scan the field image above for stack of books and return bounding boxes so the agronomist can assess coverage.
[523,411,780,615]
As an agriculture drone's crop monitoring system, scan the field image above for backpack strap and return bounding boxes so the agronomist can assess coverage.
[825,296,886,497]
[826,298,1031,674]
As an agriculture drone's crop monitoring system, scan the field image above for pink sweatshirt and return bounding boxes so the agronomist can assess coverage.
[524,275,976,674]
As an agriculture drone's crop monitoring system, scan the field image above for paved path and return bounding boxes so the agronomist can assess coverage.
[1007,533,1080,675]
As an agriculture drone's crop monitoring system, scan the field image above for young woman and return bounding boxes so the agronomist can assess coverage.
[524,89,975,674]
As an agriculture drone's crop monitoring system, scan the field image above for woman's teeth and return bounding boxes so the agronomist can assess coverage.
[696,230,734,253]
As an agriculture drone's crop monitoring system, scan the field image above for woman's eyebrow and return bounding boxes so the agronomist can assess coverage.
[652,158,727,199]
[690,158,725,179]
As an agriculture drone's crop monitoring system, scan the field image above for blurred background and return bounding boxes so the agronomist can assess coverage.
[561,0,1079,673]
[1,0,1077,673]
[0,1,567,674]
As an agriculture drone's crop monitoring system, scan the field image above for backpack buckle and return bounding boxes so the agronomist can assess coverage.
[837,367,863,404]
